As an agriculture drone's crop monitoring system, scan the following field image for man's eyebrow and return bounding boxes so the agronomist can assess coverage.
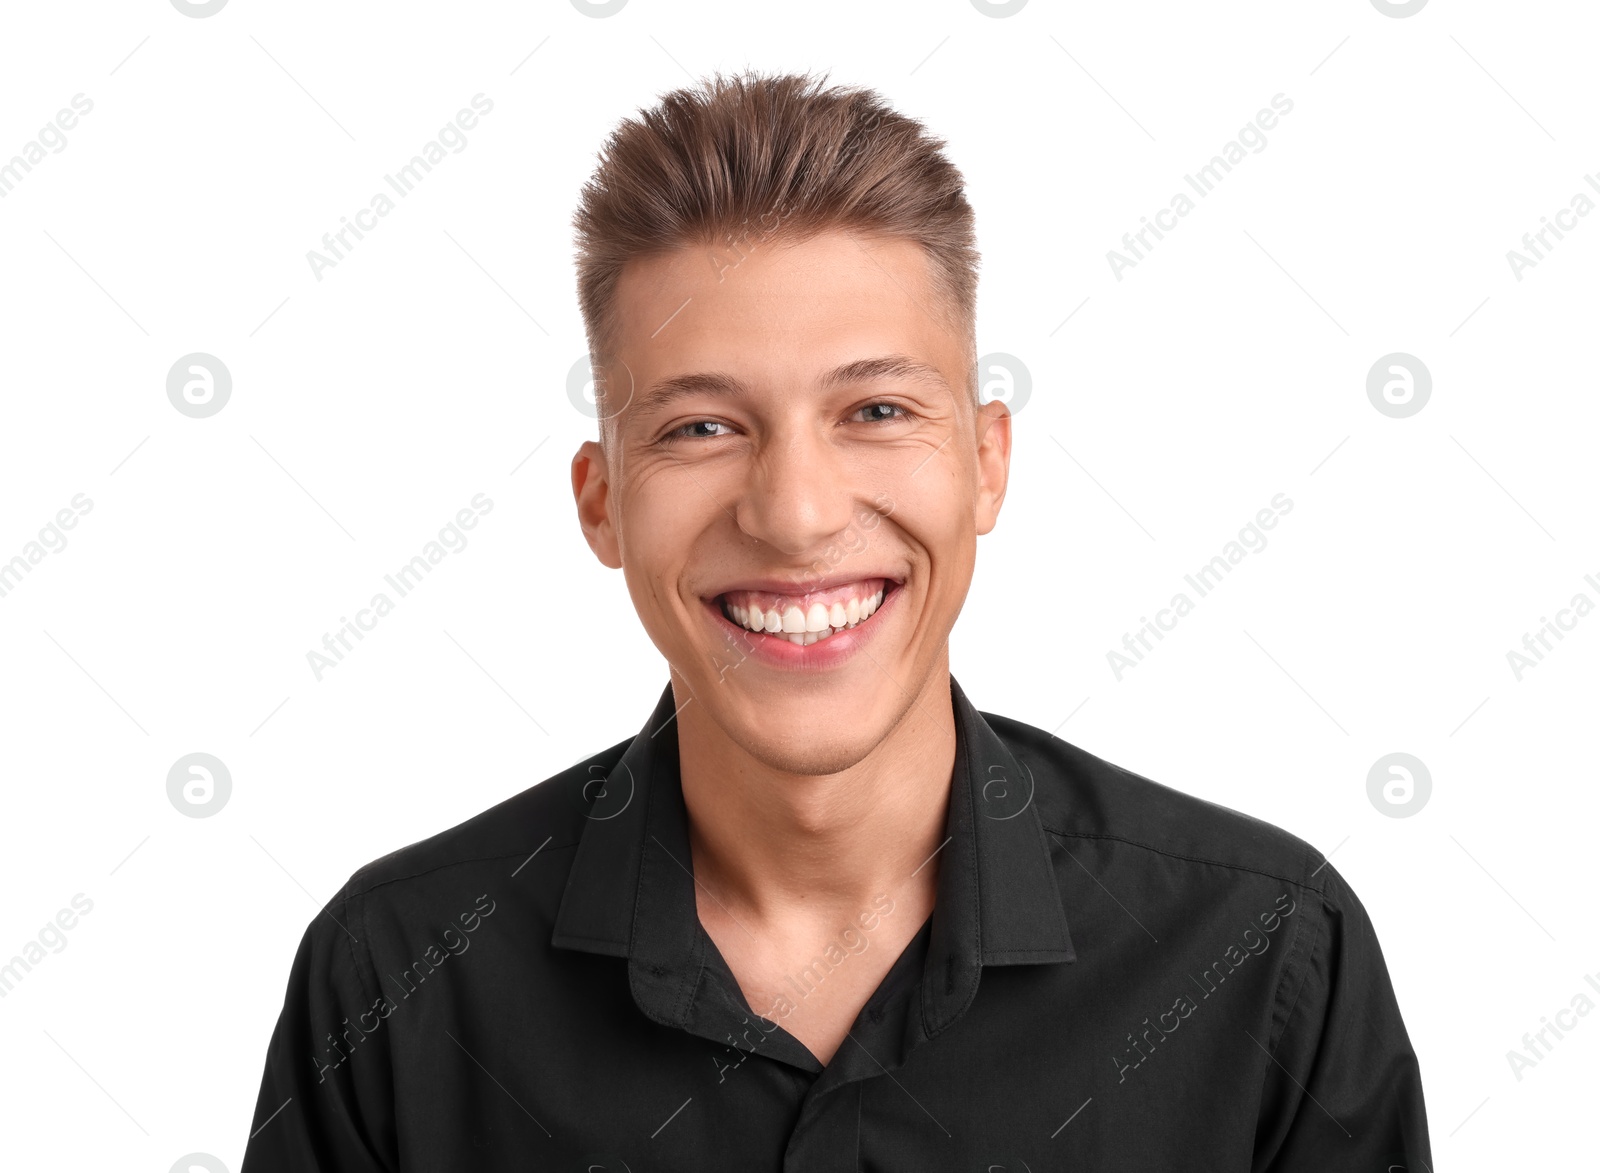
[631,371,745,418]
[631,353,952,417]
[819,354,951,395]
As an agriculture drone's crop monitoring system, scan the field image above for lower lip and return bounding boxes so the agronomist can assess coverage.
[702,585,901,672]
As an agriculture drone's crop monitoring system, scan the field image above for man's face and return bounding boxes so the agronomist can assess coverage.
[572,229,1011,776]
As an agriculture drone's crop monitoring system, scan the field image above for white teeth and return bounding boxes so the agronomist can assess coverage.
[724,585,892,638]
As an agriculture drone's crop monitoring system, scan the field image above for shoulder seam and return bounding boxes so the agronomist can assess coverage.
[1042,826,1328,894]
[1268,889,1325,1055]
[346,842,581,898]
[340,887,381,1011]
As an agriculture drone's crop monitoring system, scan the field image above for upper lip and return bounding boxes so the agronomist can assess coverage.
[704,572,904,599]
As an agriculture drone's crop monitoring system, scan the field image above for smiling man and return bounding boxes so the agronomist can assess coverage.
[242,72,1432,1171]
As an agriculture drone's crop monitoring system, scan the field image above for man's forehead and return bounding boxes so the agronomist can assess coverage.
[610,230,945,341]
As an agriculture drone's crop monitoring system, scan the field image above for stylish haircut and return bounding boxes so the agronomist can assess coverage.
[572,71,980,411]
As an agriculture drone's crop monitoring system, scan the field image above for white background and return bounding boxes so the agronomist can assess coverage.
[1,0,1595,1167]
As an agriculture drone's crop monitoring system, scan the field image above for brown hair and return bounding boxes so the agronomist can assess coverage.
[572,70,979,404]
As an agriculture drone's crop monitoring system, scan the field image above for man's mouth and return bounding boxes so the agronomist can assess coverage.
[714,577,896,647]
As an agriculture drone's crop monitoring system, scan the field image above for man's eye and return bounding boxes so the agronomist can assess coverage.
[854,403,907,424]
[662,420,731,441]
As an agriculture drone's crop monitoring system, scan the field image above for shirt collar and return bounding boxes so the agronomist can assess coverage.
[551,674,1075,1042]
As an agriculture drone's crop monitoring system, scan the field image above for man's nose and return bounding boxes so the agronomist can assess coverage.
[733,428,859,558]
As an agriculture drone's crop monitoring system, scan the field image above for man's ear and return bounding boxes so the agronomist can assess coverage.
[973,398,1012,536]
[572,440,622,569]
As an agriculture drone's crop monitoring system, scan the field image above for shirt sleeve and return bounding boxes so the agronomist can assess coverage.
[1252,864,1432,1172]
[240,883,399,1172]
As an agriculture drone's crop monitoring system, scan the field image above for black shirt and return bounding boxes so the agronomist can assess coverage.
[241,675,1432,1171]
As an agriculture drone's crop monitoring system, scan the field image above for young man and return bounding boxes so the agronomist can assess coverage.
[242,72,1431,1170]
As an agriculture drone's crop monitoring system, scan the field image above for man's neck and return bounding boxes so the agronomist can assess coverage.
[674,667,957,931]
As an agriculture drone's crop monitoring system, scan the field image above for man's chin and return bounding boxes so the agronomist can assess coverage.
[714,722,894,779]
